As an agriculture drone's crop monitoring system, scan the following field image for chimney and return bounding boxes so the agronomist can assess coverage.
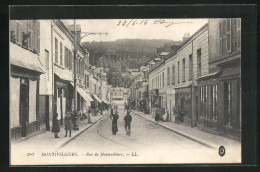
[182,32,191,43]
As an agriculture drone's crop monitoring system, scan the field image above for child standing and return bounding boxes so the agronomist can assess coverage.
[65,111,73,137]
[52,113,60,138]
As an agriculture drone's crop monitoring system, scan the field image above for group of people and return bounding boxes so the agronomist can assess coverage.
[110,106,132,136]
[154,107,170,122]
[51,106,96,138]
[51,110,73,138]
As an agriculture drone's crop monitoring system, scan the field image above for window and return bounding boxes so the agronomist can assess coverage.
[222,20,227,53]
[69,51,72,70]
[197,49,201,77]
[205,86,208,118]
[237,18,241,49]
[162,72,164,88]
[219,21,223,55]
[27,20,33,50]
[178,61,180,83]
[9,20,22,44]
[167,67,170,85]
[212,84,218,120]
[226,19,231,52]
[200,86,208,117]
[64,47,67,68]
[189,54,193,81]
[10,20,40,53]
[224,82,232,126]
[60,42,63,66]
[172,65,175,85]
[85,75,89,89]
[182,58,185,82]
[159,75,161,88]
[55,38,58,63]
[45,50,49,81]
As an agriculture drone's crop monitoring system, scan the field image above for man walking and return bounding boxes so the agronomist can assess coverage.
[124,109,132,136]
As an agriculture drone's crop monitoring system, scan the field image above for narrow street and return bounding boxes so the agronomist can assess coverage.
[56,101,229,164]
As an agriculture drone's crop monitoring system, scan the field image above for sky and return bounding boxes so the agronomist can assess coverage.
[63,19,208,42]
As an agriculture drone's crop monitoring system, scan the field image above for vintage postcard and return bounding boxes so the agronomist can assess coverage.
[10,16,242,165]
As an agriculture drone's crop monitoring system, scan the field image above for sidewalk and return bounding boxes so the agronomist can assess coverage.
[11,110,109,151]
[131,110,241,150]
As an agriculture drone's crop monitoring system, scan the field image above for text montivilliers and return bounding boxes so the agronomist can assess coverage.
[41,152,78,156]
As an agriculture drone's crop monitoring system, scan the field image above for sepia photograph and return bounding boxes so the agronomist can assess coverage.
[9,13,244,165]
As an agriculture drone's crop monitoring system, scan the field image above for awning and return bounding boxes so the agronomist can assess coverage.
[197,71,221,81]
[93,94,102,103]
[173,83,192,89]
[10,58,45,74]
[77,87,94,102]
[10,43,45,74]
[70,82,93,102]
[55,67,73,82]
[102,98,109,104]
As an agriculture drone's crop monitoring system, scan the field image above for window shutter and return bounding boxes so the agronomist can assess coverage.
[9,20,16,42]
[219,21,223,55]
[27,20,33,50]
[36,21,40,53]
[237,19,241,49]
[31,20,37,51]
[226,19,231,52]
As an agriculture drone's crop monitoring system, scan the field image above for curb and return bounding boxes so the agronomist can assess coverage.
[57,112,109,150]
[131,110,216,150]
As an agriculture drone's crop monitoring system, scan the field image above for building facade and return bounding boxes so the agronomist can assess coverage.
[10,20,45,140]
[164,23,209,126]
[197,18,241,140]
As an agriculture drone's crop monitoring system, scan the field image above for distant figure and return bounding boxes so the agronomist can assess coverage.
[110,106,119,135]
[51,113,60,138]
[110,106,114,117]
[65,111,73,137]
[124,109,132,136]
[88,107,93,123]
[162,109,167,122]
[155,108,160,122]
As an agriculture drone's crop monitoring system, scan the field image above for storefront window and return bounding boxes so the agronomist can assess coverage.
[212,85,218,120]
[224,82,232,126]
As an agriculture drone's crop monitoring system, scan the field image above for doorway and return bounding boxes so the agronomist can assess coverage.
[45,96,50,131]
[20,78,29,137]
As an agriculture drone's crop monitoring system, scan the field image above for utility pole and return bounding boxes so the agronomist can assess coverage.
[71,19,108,130]
[73,19,79,130]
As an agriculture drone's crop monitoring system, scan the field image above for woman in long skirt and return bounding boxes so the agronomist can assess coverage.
[88,107,93,123]
[110,107,119,135]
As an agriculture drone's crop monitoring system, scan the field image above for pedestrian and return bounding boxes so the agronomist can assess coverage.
[162,109,167,122]
[110,106,119,135]
[124,109,132,136]
[88,107,93,123]
[51,113,60,138]
[110,106,113,115]
[155,108,160,122]
[65,111,73,137]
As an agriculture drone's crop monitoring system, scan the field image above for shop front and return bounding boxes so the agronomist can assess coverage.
[175,84,192,126]
[92,94,102,115]
[10,59,44,140]
[166,89,175,121]
[197,71,221,135]
[149,89,158,115]
[54,73,72,125]
[197,58,241,140]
